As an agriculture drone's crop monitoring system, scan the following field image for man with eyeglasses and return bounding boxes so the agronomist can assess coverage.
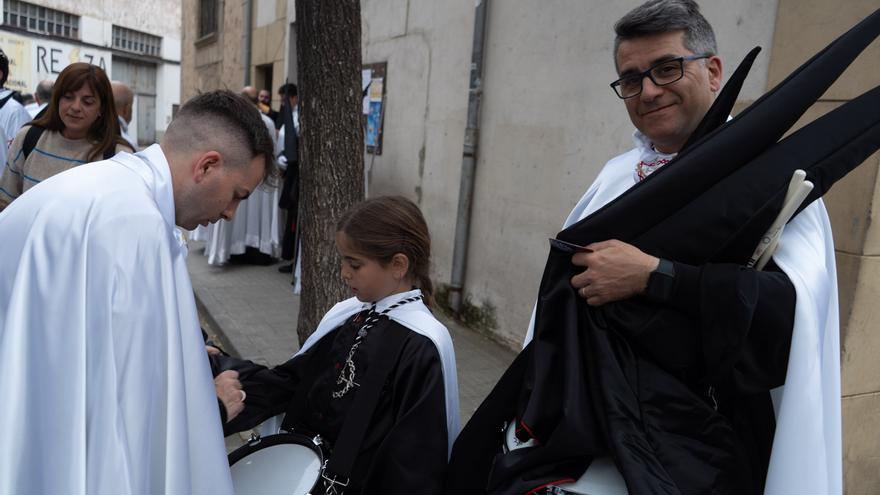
[510,0,836,493]
[556,3,728,302]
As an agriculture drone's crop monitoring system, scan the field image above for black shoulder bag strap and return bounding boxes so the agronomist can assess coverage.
[32,105,47,121]
[22,125,45,159]
[321,322,410,494]
[0,92,14,109]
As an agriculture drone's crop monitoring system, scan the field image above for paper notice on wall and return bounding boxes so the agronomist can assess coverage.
[369,78,383,102]
[362,69,372,114]
[0,31,32,93]
[366,100,382,148]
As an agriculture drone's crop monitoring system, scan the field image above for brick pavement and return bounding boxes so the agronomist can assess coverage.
[186,240,517,448]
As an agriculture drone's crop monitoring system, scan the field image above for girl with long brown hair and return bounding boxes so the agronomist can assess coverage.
[216,196,459,494]
[0,62,133,210]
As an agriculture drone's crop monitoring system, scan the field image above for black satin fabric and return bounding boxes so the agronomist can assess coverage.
[221,315,448,495]
[278,90,299,260]
[447,9,880,495]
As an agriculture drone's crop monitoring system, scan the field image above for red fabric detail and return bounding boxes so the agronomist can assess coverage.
[516,420,541,446]
[636,157,670,181]
[524,478,577,495]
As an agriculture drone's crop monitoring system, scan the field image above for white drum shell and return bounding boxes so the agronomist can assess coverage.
[230,442,322,495]
[503,422,628,495]
[553,457,628,495]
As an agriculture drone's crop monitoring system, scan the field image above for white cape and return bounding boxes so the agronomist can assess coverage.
[194,184,282,265]
[0,145,233,495]
[526,146,842,494]
[260,289,461,456]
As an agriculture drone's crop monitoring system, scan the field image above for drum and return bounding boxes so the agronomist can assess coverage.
[503,421,628,495]
[228,432,324,495]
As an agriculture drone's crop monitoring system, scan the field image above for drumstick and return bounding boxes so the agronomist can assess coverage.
[747,169,814,270]
[747,171,803,268]
[747,170,807,268]
[753,170,807,268]
[755,180,813,270]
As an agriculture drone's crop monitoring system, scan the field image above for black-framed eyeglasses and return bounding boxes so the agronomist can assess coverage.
[610,54,712,99]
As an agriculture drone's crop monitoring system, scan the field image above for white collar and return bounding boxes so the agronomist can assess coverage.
[632,130,677,161]
[632,130,678,182]
[291,287,461,454]
[110,144,187,253]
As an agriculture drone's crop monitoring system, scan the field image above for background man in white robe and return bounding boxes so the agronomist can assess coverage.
[0,90,276,494]
[25,79,53,118]
[0,48,33,167]
[112,80,138,149]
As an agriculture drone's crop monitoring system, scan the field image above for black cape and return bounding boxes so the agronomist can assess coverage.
[278,85,300,261]
[219,314,449,495]
[447,9,880,495]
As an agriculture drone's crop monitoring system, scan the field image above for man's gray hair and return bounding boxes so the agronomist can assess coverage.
[35,80,53,102]
[613,0,717,68]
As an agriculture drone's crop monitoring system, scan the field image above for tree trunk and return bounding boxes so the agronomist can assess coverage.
[295,0,364,345]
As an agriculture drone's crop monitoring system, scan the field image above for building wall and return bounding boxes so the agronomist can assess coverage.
[361,0,475,302]
[24,0,180,39]
[181,0,245,100]
[766,2,880,493]
[250,0,287,102]
[181,0,288,106]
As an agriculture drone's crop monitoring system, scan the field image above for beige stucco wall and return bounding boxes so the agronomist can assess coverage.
[181,0,246,101]
[768,1,880,493]
[181,0,288,109]
[249,0,287,105]
[37,0,180,40]
[361,0,475,299]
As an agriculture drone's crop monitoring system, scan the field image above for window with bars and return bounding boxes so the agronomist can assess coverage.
[2,0,79,39]
[199,0,218,39]
[112,25,162,58]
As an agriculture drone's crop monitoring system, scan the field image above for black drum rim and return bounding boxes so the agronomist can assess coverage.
[228,432,323,466]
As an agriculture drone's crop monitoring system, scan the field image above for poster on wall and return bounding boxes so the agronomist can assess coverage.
[0,31,32,93]
[362,62,386,155]
[0,29,111,94]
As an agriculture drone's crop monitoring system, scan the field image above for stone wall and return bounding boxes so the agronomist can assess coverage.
[768,2,880,492]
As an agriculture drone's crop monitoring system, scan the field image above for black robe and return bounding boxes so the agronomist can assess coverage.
[278,103,300,262]
[220,313,448,495]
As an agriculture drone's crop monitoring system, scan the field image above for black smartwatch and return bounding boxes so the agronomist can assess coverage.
[645,258,675,302]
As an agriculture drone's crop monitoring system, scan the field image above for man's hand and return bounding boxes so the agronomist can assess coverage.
[215,370,245,423]
[570,239,659,306]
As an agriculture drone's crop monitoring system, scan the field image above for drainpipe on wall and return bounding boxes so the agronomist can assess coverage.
[243,0,252,85]
[449,0,489,315]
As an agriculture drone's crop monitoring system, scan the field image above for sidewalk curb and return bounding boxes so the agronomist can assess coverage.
[195,291,240,357]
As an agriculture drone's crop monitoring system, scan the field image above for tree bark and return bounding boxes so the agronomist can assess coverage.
[295,0,364,346]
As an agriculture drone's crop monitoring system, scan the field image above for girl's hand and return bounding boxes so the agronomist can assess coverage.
[215,370,245,422]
